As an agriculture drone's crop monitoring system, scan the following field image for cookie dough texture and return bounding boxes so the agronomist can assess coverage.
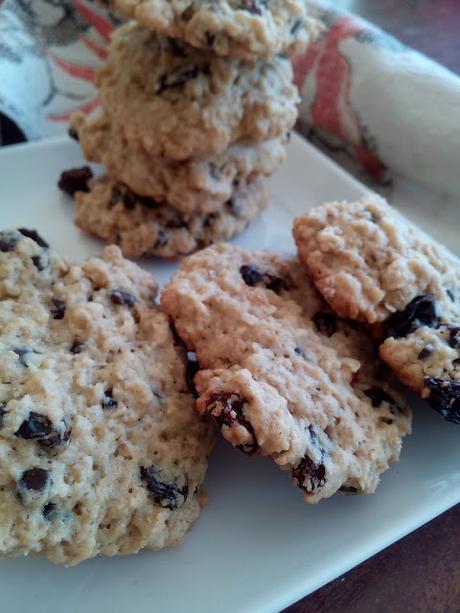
[293,196,460,422]
[97,23,299,160]
[161,244,411,503]
[71,111,286,214]
[109,0,319,60]
[75,175,267,259]
[0,230,213,565]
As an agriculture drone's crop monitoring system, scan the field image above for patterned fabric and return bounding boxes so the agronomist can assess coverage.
[0,0,459,197]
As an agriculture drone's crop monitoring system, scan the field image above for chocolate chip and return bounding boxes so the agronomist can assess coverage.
[110,288,137,307]
[424,377,460,424]
[205,393,258,454]
[313,312,337,337]
[291,455,326,493]
[0,231,19,252]
[383,295,440,339]
[15,411,70,447]
[364,387,397,408]
[18,228,49,248]
[157,66,199,95]
[68,126,79,141]
[448,327,460,349]
[140,465,188,510]
[51,298,66,320]
[102,388,118,409]
[418,346,433,360]
[238,0,267,15]
[240,265,288,295]
[19,467,50,491]
[42,502,58,520]
[0,402,6,428]
[13,347,30,367]
[58,166,93,196]
[70,340,84,354]
[340,485,358,494]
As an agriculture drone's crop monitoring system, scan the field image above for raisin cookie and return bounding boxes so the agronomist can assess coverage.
[293,196,460,424]
[109,0,320,61]
[161,244,411,503]
[0,230,213,565]
[71,111,286,214]
[74,175,267,259]
[97,23,299,160]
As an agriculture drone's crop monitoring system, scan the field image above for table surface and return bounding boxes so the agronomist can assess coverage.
[286,1,460,611]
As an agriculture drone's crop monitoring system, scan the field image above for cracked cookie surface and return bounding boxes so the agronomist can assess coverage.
[0,230,213,565]
[74,175,268,259]
[293,196,460,423]
[71,111,285,214]
[97,23,299,160]
[108,0,320,61]
[161,244,411,503]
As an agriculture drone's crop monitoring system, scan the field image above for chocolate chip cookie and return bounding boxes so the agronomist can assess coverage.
[74,175,268,258]
[109,0,320,61]
[293,196,460,423]
[71,111,286,214]
[97,23,299,160]
[0,230,213,565]
[161,244,411,503]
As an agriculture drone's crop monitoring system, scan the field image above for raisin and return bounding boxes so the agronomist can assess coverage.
[424,377,460,424]
[19,467,50,491]
[291,455,326,493]
[157,66,199,95]
[0,231,19,252]
[364,387,397,408]
[58,166,93,196]
[383,295,440,339]
[110,288,137,307]
[13,347,30,367]
[15,412,70,447]
[0,402,6,428]
[18,228,49,248]
[205,393,258,454]
[291,18,303,35]
[168,37,186,57]
[102,388,118,409]
[294,346,306,359]
[313,312,337,337]
[42,502,58,520]
[70,340,84,354]
[140,466,188,510]
[68,126,79,141]
[238,0,267,15]
[205,31,215,46]
[121,188,137,210]
[31,255,45,271]
[418,346,433,360]
[239,265,288,295]
[448,326,460,349]
[51,298,66,320]
[154,230,168,248]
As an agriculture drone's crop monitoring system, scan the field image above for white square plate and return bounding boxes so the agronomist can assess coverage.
[0,135,459,613]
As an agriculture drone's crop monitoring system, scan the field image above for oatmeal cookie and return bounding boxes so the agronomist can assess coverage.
[0,230,213,565]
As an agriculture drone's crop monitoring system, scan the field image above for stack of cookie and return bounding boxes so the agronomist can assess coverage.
[68,1,320,258]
